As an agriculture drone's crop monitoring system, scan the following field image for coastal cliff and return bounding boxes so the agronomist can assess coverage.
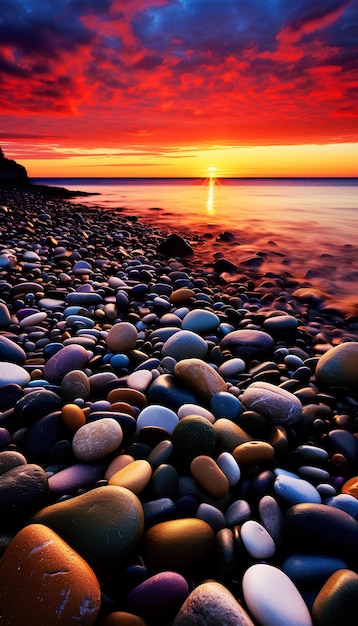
[0,148,95,198]
[0,148,29,185]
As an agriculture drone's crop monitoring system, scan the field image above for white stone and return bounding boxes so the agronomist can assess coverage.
[19,312,47,327]
[218,358,246,377]
[242,563,313,626]
[136,404,179,434]
[177,403,215,423]
[240,520,276,559]
[0,362,31,388]
[216,452,241,487]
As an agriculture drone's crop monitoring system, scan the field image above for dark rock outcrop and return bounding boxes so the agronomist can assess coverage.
[157,233,194,258]
[0,148,29,185]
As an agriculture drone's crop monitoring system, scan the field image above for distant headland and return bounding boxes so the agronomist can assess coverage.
[0,148,95,198]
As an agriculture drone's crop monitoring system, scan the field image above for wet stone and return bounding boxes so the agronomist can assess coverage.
[220,329,275,362]
[72,417,123,462]
[315,342,358,392]
[32,485,144,573]
[43,344,90,384]
[0,335,26,364]
[173,581,255,626]
[0,463,49,529]
[242,381,302,426]
[14,388,63,425]
[0,523,101,626]
[312,568,358,626]
[144,518,214,571]
[172,415,217,468]
[174,358,227,403]
[0,362,31,388]
[162,330,208,361]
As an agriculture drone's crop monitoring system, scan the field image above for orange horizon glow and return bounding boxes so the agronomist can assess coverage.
[7,142,358,179]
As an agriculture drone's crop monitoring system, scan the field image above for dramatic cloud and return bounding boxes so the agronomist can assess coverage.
[0,0,357,162]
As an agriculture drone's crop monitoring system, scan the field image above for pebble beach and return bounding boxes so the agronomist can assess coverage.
[1,183,358,625]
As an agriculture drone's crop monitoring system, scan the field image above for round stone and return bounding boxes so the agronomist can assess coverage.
[315,342,358,391]
[125,571,189,622]
[106,321,138,353]
[258,495,284,546]
[136,405,179,435]
[19,311,47,327]
[162,330,208,361]
[190,455,230,499]
[241,381,302,425]
[98,613,147,626]
[14,388,63,425]
[342,475,358,499]
[0,450,27,475]
[108,459,152,494]
[233,440,275,466]
[144,518,214,570]
[43,344,90,384]
[48,462,106,494]
[0,303,11,327]
[173,581,255,626]
[170,288,195,304]
[0,335,26,364]
[172,415,217,467]
[216,452,241,487]
[218,357,246,378]
[0,463,48,527]
[210,391,243,419]
[214,418,252,453]
[72,417,123,462]
[61,369,91,402]
[242,563,313,626]
[177,403,215,423]
[282,502,358,560]
[220,329,275,362]
[274,473,322,505]
[263,314,298,334]
[174,358,227,403]
[0,523,101,625]
[181,309,220,333]
[62,403,87,431]
[312,569,358,626]
[32,485,144,573]
[0,361,30,388]
[240,520,276,559]
[282,555,349,588]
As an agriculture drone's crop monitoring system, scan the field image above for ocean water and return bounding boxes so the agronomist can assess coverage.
[32,177,358,311]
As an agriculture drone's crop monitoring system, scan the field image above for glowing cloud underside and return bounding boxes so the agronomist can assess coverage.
[0,0,357,176]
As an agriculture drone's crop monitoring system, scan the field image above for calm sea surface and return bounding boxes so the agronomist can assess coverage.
[32,178,358,309]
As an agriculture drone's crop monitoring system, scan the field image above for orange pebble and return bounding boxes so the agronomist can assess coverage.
[110,401,137,417]
[62,403,87,431]
[190,455,229,499]
[107,388,148,408]
[108,459,152,494]
[98,611,148,626]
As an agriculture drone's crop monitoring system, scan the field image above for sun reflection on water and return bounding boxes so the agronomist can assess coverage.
[206,167,218,214]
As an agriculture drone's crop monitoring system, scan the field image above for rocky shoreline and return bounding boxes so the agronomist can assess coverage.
[1,183,358,625]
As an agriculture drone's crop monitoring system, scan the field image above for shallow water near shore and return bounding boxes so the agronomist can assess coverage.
[32,177,358,313]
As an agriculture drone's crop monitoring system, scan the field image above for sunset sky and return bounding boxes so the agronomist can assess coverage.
[1,0,357,178]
